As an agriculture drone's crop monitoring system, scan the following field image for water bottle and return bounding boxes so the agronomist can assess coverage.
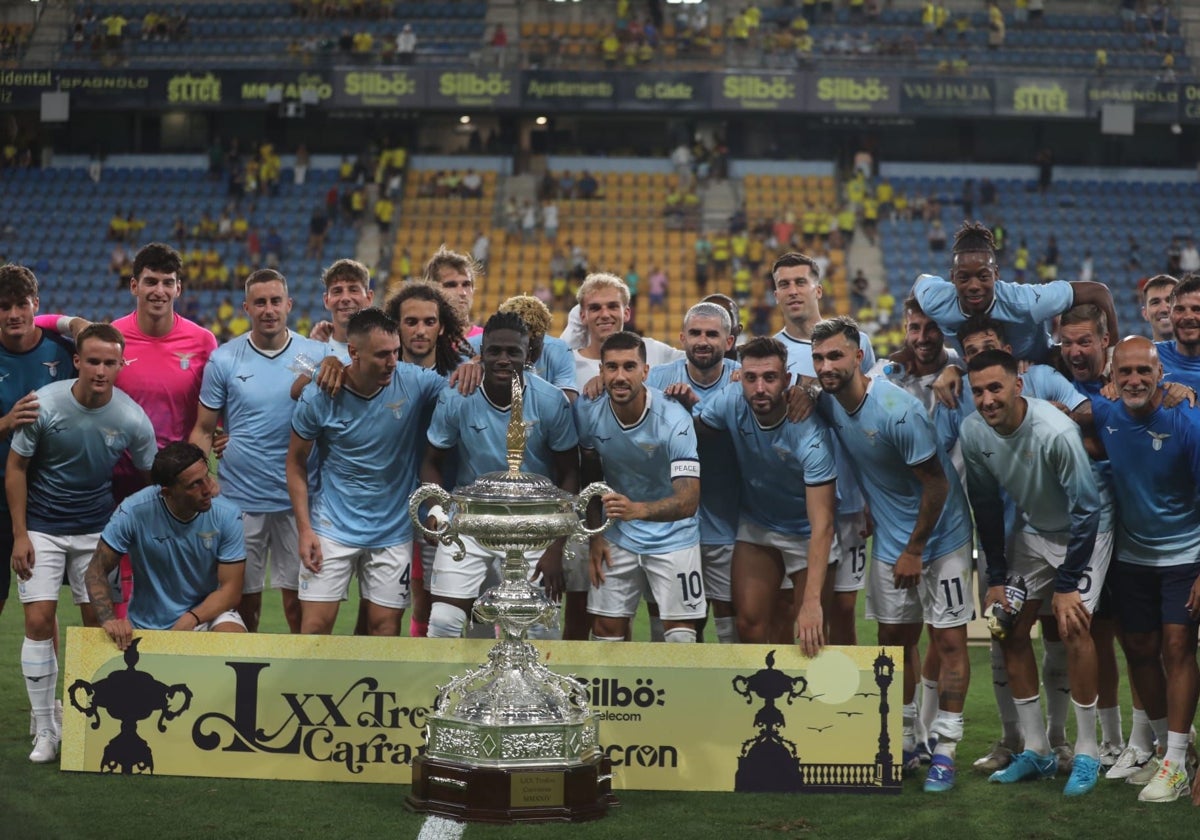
[987,575,1027,641]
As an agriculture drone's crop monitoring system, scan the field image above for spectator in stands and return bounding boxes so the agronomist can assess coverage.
[928,219,947,252]
[1160,48,1177,83]
[472,231,490,272]
[648,266,668,313]
[558,171,576,199]
[374,194,394,234]
[461,169,482,199]
[851,270,871,313]
[396,23,416,65]
[264,227,284,268]
[101,12,128,51]
[306,208,330,259]
[107,209,128,242]
[1119,0,1136,34]
[980,178,997,206]
[521,200,538,243]
[578,171,598,200]
[601,29,621,67]
[503,197,520,243]
[1181,239,1200,275]
[1036,148,1053,193]
[489,23,508,67]
[1028,0,1044,27]
[543,200,559,242]
[1094,47,1107,75]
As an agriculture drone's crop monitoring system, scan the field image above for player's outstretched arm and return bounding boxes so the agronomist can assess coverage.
[189,404,221,456]
[175,560,245,629]
[602,476,700,523]
[796,481,836,658]
[895,455,949,589]
[1070,280,1119,342]
[85,540,132,650]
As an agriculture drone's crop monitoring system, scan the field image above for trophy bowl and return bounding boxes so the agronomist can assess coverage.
[404,377,618,823]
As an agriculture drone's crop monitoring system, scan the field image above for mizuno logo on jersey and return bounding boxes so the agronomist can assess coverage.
[236,374,254,382]
[1147,430,1171,451]
[469,424,487,433]
[981,450,994,459]
[1104,426,1118,435]
[0,370,9,382]
[42,360,60,377]
[174,352,195,370]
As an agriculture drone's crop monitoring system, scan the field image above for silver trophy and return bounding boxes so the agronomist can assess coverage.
[406,375,617,823]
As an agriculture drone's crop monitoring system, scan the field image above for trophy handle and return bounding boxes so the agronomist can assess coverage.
[573,481,613,538]
[158,683,194,732]
[68,679,103,729]
[408,483,465,562]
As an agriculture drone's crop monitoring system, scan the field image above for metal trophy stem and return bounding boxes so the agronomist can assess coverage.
[406,374,617,823]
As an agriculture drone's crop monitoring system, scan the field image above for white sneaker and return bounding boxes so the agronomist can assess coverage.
[29,729,60,763]
[1138,759,1188,803]
[29,701,63,742]
[1127,755,1162,786]
[1098,741,1125,768]
[1106,744,1154,780]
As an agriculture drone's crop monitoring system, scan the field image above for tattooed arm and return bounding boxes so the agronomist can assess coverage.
[85,540,133,650]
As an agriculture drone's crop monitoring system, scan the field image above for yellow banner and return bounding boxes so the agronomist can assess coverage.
[62,629,903,793]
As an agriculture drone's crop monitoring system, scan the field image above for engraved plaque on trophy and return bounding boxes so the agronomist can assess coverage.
[406,376,617,823]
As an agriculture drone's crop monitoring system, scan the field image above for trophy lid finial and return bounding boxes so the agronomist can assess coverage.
[505,374,525,475]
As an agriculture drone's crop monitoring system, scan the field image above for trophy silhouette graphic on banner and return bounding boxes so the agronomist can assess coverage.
[67,637,193,774]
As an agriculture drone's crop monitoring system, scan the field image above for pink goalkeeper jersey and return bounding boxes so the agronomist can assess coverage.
[111,312,216,497]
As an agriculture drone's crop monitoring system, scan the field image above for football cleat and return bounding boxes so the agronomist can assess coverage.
[973,739,1022,772]
[1063,754,1100,797]
[1097,740,1124,768]
[924,755,956,793]
[989,749,1056,783]
[29,729,60,764]
[1138,759,1188,803]
[1126,755,1162,786]
[1105,744,1154,781]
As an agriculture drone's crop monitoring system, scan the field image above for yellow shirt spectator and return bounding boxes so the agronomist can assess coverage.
[602,34,620,62]
[103,15,128,37]
[228,314,251,337]
[876,181,894,204]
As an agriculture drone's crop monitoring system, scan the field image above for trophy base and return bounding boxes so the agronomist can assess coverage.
[406,755,617,824]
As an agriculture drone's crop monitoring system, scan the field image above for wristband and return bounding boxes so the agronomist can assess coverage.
[187,609,201,625]
[56,315,73,335]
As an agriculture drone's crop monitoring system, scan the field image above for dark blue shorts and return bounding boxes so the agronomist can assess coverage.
[1112,560,1200,635]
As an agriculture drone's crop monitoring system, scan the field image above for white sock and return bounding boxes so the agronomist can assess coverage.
[1016,695,1050,755]
[930,710,963,759]
[919,676,939,745]
[21,637,57,735]
[1130,707,1155,753]
[649,615,665,643]
[1072,697,1099,759]
[1041,640,1069,744]
[1099,705,1123,747]
[426,603,467,639]
[714,615,739,645]
[1165,731,1190,767]
[589,634,624,642]
[990,641,1022,744]
[1151,717,1170,753]
[902,702,918,751]
[663,627,696,643]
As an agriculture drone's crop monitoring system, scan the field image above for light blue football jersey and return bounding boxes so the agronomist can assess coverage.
[574,387,700,554]
[102,486,245,630]
[699,383,836,535]
[961,398,1100,589]
[775,328,874,516]
[648,358,741,546]
[914,274,1074,363]
[0,331,76,512]
[1092,397,1200,568]
[199,331,329,513]
[291,362,446,547]
[427,373,577,487]
[11,380,156,534]
[818,378,971,565]
[468,333,578,393]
